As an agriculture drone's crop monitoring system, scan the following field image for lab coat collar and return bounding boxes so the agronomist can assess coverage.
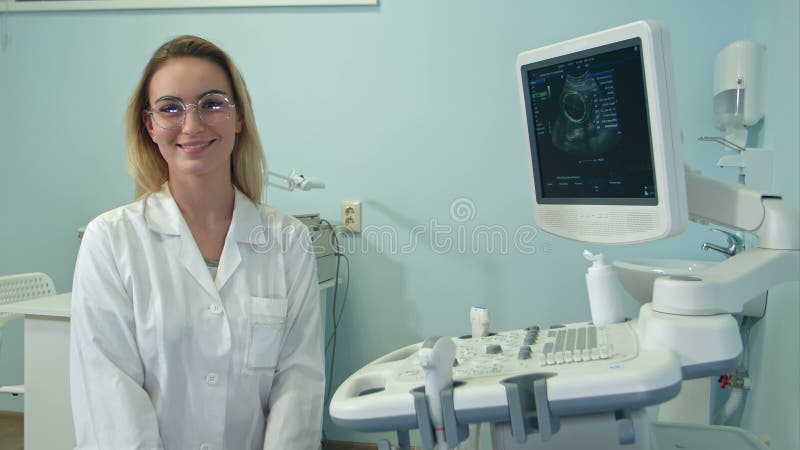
[216,187,264,290]
[144,183,264,296]
[228,188,264,245]
[143,183,182,236]
[144,183,263,244]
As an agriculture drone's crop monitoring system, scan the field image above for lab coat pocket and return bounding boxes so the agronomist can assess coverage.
[245,296,288,371]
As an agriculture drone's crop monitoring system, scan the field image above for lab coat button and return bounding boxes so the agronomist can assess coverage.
[200,444,211,450]
[205,373,218,386]
[209,304,223,314]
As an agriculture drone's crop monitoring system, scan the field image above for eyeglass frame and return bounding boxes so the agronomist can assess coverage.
[146,91,237,130]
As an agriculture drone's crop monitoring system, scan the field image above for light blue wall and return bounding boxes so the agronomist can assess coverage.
[739,0,800,449]
[0,0,795,446]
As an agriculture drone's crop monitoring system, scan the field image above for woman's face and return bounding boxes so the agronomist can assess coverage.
[144,56,242,183]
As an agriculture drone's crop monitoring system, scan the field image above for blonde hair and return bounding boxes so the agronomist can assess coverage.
[126,35,265,203]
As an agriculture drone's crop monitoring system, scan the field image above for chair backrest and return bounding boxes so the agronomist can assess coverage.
[0,273,54,394]
[0,272,57,306]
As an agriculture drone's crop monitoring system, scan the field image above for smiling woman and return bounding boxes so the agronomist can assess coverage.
[69,35,326,450]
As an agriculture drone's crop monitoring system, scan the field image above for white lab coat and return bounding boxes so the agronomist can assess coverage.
[70,184,325,450]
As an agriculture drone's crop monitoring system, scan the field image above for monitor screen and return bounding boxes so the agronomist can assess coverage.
[516,21,687,244]
[522,39,657,205]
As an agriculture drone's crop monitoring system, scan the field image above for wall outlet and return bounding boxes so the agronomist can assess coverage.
[341,201,362,233]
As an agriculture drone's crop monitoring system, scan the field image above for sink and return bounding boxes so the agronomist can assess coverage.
[613,258,717,304]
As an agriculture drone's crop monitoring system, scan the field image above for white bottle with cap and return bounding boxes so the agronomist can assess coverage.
[583,250,625,326]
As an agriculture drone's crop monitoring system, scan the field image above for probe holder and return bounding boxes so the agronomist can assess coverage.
[501,374,560,444]
[411,383,469,450]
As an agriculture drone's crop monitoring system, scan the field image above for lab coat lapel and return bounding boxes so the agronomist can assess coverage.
[145,184,220,300]
[177,220,220,299]
[214,188,263,291]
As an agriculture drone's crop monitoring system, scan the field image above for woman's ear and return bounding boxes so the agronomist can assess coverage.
[142,110,158,143]
[235,111,243,134]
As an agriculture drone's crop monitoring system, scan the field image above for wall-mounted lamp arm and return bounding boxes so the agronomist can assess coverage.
[267,169,326,192]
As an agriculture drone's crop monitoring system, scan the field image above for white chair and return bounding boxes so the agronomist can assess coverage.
[0,272,56,396]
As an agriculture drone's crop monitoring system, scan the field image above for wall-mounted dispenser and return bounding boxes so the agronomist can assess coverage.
[712,40,767,148]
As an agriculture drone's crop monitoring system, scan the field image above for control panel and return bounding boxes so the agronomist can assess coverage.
[394,323,632,385]
[330,319,682,434]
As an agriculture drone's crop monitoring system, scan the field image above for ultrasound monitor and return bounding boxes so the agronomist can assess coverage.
[517,20,687,244]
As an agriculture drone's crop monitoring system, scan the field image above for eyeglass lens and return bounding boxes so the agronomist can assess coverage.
[151,93,233,130]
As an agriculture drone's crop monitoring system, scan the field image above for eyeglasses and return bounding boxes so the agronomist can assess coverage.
[147,92,236,130]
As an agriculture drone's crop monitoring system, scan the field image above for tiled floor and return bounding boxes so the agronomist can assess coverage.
[0,411,23,450]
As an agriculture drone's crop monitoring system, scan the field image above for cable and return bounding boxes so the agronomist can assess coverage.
[738,302,761,374]
[318,219,348,352]
[321,253,351,450]
[319,219,339,450]
[740,316,751,371]
[318,219,351,450]
[325,253,350,380]
[318,219,339,450]
[326,254,350,350]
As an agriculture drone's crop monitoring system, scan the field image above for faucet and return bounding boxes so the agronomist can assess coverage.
[702,228,745,258]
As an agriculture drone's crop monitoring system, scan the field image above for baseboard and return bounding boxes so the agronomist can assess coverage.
[325,441,417,450]
[325,442,379,450]
[0,411,23,419]
[325,442,378,450]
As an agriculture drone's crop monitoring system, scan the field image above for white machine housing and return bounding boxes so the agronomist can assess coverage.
[329,19,793,450]
[330,321,683,434]
[517,20,687,244]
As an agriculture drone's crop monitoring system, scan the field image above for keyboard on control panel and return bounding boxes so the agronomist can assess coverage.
[539,324,610,366]
[394,322,634,382]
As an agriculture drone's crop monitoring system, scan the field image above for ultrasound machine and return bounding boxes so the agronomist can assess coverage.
[329,20,800,450]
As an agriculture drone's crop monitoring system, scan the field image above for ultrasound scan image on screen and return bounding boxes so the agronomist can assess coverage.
[523,39,657,204]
